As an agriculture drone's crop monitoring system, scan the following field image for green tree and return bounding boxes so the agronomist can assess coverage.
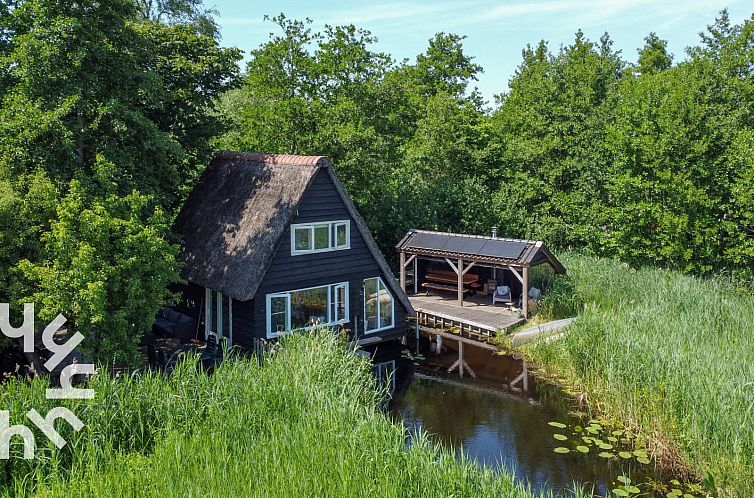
[414,32,483,99]
[134,0,218,38]
[490,32,624,247]
[0,0,240,361]
[18,175,179,364]
[636,33,672,74]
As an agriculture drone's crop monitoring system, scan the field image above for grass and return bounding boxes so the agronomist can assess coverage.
[526,253,754,497]
[0,332,588,497]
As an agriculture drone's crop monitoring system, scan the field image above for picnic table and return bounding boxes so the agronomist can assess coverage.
[422,271,481,296]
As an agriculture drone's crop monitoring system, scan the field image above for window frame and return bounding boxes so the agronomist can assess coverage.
[363,276,395,334]
[290,220,350,255]
[266,282,350,339]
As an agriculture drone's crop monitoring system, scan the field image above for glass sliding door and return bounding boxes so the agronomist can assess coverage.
[205,288,232,345]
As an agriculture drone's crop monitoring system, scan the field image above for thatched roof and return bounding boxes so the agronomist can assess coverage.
[175,152,413,314]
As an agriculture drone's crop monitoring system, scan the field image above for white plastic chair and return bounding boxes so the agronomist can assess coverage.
[492,285,513,306]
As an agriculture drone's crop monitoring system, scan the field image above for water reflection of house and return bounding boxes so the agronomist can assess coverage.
[163,152,413,375]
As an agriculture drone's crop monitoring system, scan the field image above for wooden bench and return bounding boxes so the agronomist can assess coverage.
[422,282,471,296]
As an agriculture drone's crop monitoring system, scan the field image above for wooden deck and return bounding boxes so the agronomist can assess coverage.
[409,293,526,336]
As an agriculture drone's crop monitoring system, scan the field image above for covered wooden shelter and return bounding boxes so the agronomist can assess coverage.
[396,230,566,318]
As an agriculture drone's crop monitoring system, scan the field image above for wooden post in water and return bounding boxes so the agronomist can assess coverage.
[415,318,420,356]
[509,359,529,392]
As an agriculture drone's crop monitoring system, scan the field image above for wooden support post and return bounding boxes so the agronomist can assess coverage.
[506,266,524,284]
[458,257,464,307]
[399,252,406,290]
[413,257,418,294]
[522,266,529,318]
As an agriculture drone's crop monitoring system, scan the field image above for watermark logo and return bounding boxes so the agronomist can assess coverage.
[0,303,94,459]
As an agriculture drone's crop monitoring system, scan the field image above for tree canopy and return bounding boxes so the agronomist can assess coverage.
[221,10,754,282]
[3,4,754,362]
[0,0,240,363]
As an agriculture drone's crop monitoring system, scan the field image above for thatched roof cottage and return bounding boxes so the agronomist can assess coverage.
[168,152,411,370]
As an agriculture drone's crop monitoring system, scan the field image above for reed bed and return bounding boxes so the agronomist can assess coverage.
[529,254,754,497]
[1,332,585,497]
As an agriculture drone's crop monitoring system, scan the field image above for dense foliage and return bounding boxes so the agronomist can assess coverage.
[1,333,580,498]
[2,1,753,371]
[220,11,754,281]
[0,0,240,363]
[529,253,754,496]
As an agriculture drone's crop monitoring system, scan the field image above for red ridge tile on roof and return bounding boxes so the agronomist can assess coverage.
[215,151,331,167]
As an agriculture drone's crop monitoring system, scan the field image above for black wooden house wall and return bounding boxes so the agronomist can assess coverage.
[241,168,407,345]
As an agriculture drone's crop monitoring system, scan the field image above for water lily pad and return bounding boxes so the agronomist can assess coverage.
[633,449,648,458]
[598,451,614,458]
[612,430,624,436]
[574,425,582,432]
[553,433,568,441]
[554,447,570,454]
[576,445,589,453]
[599,443,614,450]
[627,486,640,494]
[637,456,650,464]
[607,436,618,442]
[612,489,629,497]
[548,422,567,429]
[586,426,600,434]
[618,451,633,459]
[617,476,631,485]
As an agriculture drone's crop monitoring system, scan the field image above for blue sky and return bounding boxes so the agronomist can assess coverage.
[212,0,752,102]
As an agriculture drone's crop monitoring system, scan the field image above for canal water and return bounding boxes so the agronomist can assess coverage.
[390,344,657,496]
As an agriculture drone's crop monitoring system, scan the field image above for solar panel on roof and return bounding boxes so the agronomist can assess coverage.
[441,236,486,254]
[406,232,452,251]
[477,240,528,260]
[405,232,530,261]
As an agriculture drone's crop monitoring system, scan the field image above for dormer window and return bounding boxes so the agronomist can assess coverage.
[291,220,350,255]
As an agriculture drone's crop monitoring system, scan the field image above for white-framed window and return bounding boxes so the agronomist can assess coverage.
[266,282,349,338]
[205,288,232,345]
[291,220,350,255]
[363,277,394,333]
[373,360,396,392]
